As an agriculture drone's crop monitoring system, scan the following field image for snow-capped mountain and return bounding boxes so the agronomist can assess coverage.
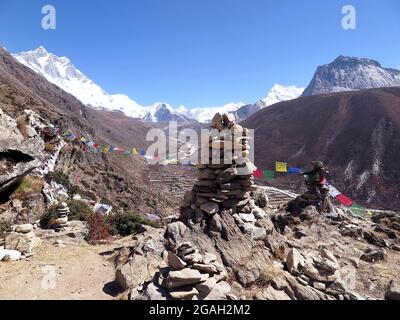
[186,102,246,123]
[13,47,192,122]
[229,84,305,122]
[12,46,303,123]
[261,84,305,106]
[303,55,400,96]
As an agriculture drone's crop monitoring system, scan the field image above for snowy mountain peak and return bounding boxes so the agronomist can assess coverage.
[303,55,400,96]
[12,46,304,123]
[261,84,305,106]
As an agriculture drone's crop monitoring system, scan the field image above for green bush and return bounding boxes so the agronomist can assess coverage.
[106,212,157,237]
[47,170,70,187]
[47,170,79,196]
[40,205,58,228]
[67,200,92,221]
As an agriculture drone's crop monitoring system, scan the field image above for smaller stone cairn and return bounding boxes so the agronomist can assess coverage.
[181,112,268,239]
[158,241,231,300]
[53,202,70,230]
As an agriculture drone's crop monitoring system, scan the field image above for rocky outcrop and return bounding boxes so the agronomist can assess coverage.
[0,108,42,195]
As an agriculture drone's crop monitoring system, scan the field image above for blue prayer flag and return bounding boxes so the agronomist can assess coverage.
[288,167,302,174]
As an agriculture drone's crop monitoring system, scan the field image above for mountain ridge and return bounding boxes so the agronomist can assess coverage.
[303,55,400,96]
[13,47,303,123]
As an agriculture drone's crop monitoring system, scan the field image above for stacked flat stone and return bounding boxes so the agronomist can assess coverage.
[159,241,232,300]
[182,113,267,236]
[53,202,70,230]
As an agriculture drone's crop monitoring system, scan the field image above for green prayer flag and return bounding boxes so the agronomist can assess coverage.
[263,170,275,180]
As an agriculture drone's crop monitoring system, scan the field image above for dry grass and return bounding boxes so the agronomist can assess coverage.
[15,176,43,194]
[16,116,29,138]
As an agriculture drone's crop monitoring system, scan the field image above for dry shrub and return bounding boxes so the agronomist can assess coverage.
[15,176,43,194]
[44,143,56,152]
[87,213,110,244]
[16,116,29,138]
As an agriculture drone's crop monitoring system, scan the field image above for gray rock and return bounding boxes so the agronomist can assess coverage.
[166,268,205,290]
[142,282,168,300]
[13,224,34,234]
[200,202,219,215]
[250,226,267,240]
[239,213,255,223]
[167,251,187,271]
[195,276,217,295]
[313,282,326,291]
[286,248,305,274]
[385,280,400,300]
[192,263,218,274]
[170,286,199,300]
[0,248,21,261]
[204,281,231,300]
[5,232,41,254]
[360,249,386,263]
[166,222,187,245]
[216,168,237,184]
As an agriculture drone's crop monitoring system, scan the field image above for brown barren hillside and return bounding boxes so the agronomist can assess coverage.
[0,46,180,218]
[243,87,400,210]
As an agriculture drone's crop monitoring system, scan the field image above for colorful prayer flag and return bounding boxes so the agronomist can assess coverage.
[288,167,302,174]
[336,194,353,207]
[253,169,263,178]
[276,162,288,173]
[263,170,275,180]
[328,185,341,198]
[140,149,146,156]
[102,146,110,153]
[132,148,139,155]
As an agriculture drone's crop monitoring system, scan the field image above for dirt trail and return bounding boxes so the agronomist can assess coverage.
[0,240,119,300]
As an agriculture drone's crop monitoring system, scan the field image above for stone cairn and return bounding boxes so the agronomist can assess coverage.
[53,202,70,230]
[153,239,232,300]
[180,112,268,239]
[143,113,269,300]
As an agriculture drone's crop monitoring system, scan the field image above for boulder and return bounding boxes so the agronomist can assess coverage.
[195,277,217,295]
[115,254,159,291]
[239,213,255,223]
[204,281,231,300]
[166,222,187,245]
[165,268,205,290]
[0,248,22,261]
[13,224,34,234]
[5,232,41,254]
[250,226,267,240]
[360,249,386,263]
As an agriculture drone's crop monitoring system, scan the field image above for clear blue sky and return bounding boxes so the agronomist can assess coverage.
[1,0,399,107]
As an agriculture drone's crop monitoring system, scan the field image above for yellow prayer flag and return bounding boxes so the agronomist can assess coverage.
[132,148,139,155]
[276,162,288,173]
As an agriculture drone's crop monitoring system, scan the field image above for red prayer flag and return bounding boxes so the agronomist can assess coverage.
[335,194,353,207]
[253,169,263,178]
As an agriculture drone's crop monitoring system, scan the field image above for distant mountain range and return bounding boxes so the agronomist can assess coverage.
[12,47,304,123]
[243,86,400,210]
[303,55,400,96]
